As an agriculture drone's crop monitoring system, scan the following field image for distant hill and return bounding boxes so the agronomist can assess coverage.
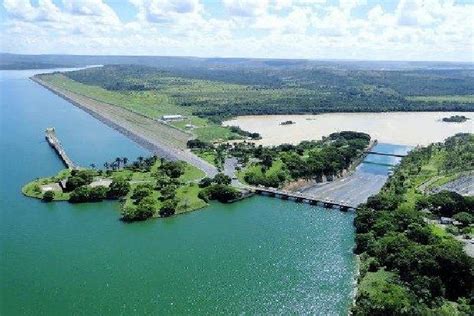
[1,53,473,71]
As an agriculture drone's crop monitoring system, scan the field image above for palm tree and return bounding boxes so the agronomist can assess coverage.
[115,157,122,169]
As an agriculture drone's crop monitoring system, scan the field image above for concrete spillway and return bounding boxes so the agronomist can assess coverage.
[45,128,78,169]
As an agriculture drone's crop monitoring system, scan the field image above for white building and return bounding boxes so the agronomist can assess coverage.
[161,115,184,121]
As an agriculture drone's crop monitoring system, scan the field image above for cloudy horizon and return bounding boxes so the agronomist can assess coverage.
[1,0,473,62]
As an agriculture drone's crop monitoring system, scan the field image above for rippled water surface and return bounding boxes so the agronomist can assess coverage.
[1,69,356,314]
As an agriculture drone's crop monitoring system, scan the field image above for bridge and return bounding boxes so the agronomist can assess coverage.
[365,151,407,158]
[45,128,78,170]
[252,187,358,211]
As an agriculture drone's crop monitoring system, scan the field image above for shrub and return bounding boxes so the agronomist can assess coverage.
[159,199,177,217]
[69,186,90,203]
[199,184,241,203]
[107,177,130,199]
[42,190,55,202]
[89,186,108,201]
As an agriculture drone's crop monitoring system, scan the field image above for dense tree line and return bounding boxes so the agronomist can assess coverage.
[63,65,474,122]
[353,134,474,315]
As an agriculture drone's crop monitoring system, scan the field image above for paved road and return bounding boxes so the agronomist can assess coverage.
[301,169,388,206]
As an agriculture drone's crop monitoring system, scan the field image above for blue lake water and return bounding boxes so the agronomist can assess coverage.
[1,69,359,315]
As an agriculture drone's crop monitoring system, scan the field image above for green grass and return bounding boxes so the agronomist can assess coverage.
[194,125,239,142]
[194,150,219,167]
[408,95,474,103]
[180,164,206,182]
[430,224,449,238]
[39,73,241,143]
[358,269,396,296]
[41,74,186,119]
[175,183,207,213]
[22,169,71,201]
[238,160,286,185]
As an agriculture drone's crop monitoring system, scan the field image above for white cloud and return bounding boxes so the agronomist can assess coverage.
[0,0,472,62]
[3,0,63,22]
[130,0,202,23]
[223,0,270,17]
[396,0,435,26]
[62,0,119,21]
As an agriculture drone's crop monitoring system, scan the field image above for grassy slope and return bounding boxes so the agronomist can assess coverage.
[40,74,240,142]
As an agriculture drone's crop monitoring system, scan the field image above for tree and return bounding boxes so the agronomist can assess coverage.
[135,196,156,220]
[65,176,87,192]
[199,184,240,203]
[160,161,185,179]
[115,157,122,168]
[453,212,473,227]
[122,197,156,221]
[160,185,177,201]
[159,199,177,217]
[89,186,108,201]
[198,177,213,188]
[69,186,90,203]
[107,177,130,199]
[42,190,55,202]
[353,275,416,316]
[213,173,231,185]
[131,184,153,203]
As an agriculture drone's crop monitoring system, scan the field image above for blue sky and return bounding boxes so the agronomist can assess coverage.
[1,0,473,61]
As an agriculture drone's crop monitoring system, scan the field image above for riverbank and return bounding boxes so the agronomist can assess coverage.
[31,76,218,177]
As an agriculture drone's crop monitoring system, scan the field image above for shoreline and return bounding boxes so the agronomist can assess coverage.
[31,76,218,177]
[282,140,378,192]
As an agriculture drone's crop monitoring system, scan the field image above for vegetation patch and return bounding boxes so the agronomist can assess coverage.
[23,155,238,222]
[353,133,474,315]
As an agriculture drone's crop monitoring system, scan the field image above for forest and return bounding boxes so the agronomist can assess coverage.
[62,63,474,122]
[353,133,474,315]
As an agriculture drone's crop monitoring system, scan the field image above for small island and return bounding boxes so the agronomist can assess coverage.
[442,115,470,123]
[23,156,241,222]
[280,120,295,125]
